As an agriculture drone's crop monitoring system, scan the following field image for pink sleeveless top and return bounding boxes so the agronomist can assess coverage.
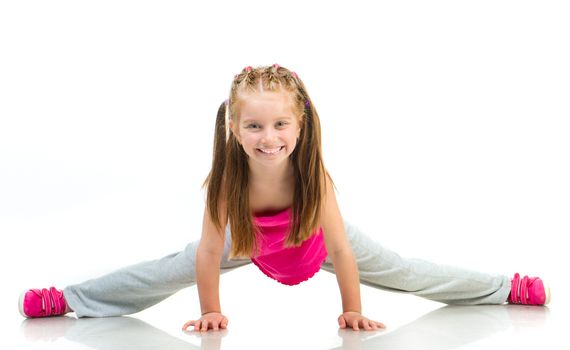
[250,207,328,286]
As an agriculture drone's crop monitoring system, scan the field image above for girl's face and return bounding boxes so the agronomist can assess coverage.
[230,91,302,166]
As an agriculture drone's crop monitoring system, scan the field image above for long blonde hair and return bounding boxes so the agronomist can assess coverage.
[202,64,334,259]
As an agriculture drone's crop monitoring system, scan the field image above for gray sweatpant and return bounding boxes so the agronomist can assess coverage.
[64,220,511,317]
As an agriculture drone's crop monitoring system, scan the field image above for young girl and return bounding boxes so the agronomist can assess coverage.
[19,64,550,332]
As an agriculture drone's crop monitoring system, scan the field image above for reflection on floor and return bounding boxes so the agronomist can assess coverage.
[19,304,553,350]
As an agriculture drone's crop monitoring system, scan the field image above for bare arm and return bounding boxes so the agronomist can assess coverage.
[329,247,362,313]
[320,175,385,331]
[182,201,228,331]
[319,177,361,313]
[196,244,223,315]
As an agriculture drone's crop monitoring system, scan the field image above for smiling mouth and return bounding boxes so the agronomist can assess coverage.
[257,146,284,155]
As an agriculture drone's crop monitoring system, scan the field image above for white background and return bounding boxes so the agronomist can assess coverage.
[1,1,569,349]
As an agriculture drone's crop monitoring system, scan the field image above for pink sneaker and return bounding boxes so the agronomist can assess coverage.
[508,273,551,306]
[19,287,69,318]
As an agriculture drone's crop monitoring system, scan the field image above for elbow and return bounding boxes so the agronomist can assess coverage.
[197,243,224,260]
[328,247,354,262]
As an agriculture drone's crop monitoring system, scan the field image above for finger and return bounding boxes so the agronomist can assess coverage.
[363,319,372,331]
[374,321,386,329]
[194,320,201,331]
[221,318,228,329]
[338,316,346,328]
[213,320,219,331]
[201,320,209,332]
[352,319,359,331]
[182,320,194,330]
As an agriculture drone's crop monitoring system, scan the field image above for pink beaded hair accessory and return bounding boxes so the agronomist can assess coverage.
[231,64,309,108]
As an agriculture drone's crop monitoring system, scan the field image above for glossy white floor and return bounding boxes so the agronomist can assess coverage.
[5,258,567,350]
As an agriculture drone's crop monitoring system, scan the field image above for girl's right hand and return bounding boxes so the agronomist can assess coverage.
[182,312,229,332]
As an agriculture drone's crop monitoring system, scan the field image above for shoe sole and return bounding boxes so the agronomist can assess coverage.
[18,291,30,318]
[544,282,551,305]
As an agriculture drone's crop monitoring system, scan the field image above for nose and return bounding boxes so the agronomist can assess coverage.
[261,128,278,144]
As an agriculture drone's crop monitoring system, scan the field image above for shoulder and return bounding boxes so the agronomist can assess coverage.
[320,170,337,212]
[319,171,338,221]
[205,172,229,232]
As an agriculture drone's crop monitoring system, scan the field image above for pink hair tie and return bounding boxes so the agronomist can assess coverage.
[291,71,298,78]
[245,66,252,72]
[273,63,280,69]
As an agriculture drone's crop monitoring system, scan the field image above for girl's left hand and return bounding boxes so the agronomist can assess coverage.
[338,311,386,331]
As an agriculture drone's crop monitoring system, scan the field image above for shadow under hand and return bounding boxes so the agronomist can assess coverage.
[21,315,228,350]
[333,304,550,350]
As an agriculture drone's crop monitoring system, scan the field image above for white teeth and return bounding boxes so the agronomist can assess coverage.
[259,147,282,154]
